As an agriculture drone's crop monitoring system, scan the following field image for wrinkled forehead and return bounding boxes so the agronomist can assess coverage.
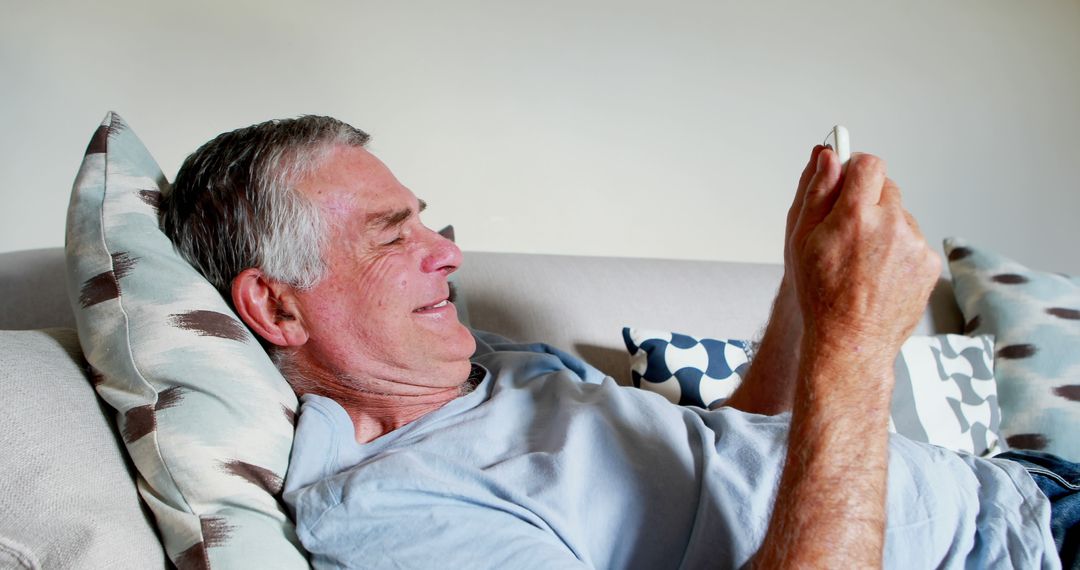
[295,145,416,229]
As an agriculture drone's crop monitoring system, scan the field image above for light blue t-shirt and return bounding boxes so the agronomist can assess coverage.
[283,334,1058,569]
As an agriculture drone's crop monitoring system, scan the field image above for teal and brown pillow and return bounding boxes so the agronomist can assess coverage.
[65,113,307,568]
[945,237,1080,462]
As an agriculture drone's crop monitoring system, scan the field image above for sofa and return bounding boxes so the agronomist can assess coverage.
[0,243,968,569]
[4,112,1075,569]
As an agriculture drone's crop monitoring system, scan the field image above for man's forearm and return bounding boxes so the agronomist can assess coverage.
[741,147,939,568]
[754,333,893,568]
[723,280,802,415]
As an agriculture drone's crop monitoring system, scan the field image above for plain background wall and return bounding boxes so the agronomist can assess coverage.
[2,0,1078,273]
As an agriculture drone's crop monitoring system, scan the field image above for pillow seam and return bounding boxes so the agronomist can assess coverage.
[99,121,205,560]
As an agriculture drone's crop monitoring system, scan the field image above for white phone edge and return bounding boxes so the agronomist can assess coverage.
[832,125,851,166]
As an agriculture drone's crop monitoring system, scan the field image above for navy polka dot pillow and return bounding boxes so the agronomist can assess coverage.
[946,237,1080,461]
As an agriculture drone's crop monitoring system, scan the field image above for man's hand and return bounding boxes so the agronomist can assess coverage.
[754,148,941,569]
[788,149,941,364]
[784,145,828,287]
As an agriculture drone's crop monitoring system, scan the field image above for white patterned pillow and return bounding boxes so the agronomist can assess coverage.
[946,237,1080,461]
[890,334,1003,456]
[65,113,307,568]
[621,328,751,408]
[623,328,1004,456]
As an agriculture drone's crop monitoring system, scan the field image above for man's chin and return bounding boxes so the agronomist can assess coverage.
[438,347,476,392]
[427,321,476,364]
[452,322,478,359]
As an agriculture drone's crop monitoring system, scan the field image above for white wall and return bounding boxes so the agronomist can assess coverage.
[3,0,1079,273]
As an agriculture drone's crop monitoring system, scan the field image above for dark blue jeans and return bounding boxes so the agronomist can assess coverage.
[998,450,1080,569]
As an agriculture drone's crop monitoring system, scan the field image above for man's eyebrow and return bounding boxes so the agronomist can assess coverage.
[367,199,427,230]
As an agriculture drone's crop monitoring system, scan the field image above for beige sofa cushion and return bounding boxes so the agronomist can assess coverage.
[0,329,166,569]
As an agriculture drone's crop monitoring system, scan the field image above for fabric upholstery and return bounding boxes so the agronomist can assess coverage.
[455,254,962,387]
[457,254,784,386]
[0,248,74,330]
[0,328,167,569]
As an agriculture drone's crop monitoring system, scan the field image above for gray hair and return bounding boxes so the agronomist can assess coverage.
[161,115,371,299]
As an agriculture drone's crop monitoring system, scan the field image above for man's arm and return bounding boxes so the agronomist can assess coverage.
[721,279,801,415]
[751,149,941,567]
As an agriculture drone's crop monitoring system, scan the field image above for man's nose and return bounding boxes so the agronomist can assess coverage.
[420,228,463,275]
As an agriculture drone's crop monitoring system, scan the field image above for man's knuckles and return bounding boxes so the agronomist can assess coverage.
[885,209,916,242]
[836,154,887,208]
[849,153,887,176]
[879,183,902,207]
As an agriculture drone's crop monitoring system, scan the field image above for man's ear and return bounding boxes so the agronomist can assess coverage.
[231,268,309,347]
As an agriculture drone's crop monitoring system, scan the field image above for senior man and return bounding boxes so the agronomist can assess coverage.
[161,116,1074,569]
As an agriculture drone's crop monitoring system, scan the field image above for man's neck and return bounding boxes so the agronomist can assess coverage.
[343,365,484,443]
[342,385,465,443]
[276,351,479,444]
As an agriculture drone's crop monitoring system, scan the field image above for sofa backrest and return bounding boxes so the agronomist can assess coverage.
[455,251,963,384]
[1,247,963,384]
[0,248,75,330]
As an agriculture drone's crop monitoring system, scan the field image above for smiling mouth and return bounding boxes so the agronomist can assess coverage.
[415,299,450,312]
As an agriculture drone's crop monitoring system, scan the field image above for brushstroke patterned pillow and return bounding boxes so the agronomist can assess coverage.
[65,113,307,569]
[623,328,1004,456]
[945,237,1080,462]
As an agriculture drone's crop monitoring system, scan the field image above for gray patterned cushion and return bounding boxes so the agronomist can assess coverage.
[890,333,1004,456]
[65,113,307,568]
[624,328,1004,456]
[946,237,1080,461]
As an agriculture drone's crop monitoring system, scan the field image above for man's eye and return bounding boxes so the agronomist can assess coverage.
[382,236,404,246]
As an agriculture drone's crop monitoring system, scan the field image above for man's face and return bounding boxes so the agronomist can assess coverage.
[290,145,475,395]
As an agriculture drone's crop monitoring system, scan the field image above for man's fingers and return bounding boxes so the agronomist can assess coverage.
[794,148,842,233]
[796,146,825,200]
[837,153,887,211]
[788,145,826,229]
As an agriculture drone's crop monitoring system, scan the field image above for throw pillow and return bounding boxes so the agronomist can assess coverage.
[622,328,751,408]
[945,237,1080,462]
[65,113,307,569]
[623,328,1004,456]
[891,334,1004,456]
